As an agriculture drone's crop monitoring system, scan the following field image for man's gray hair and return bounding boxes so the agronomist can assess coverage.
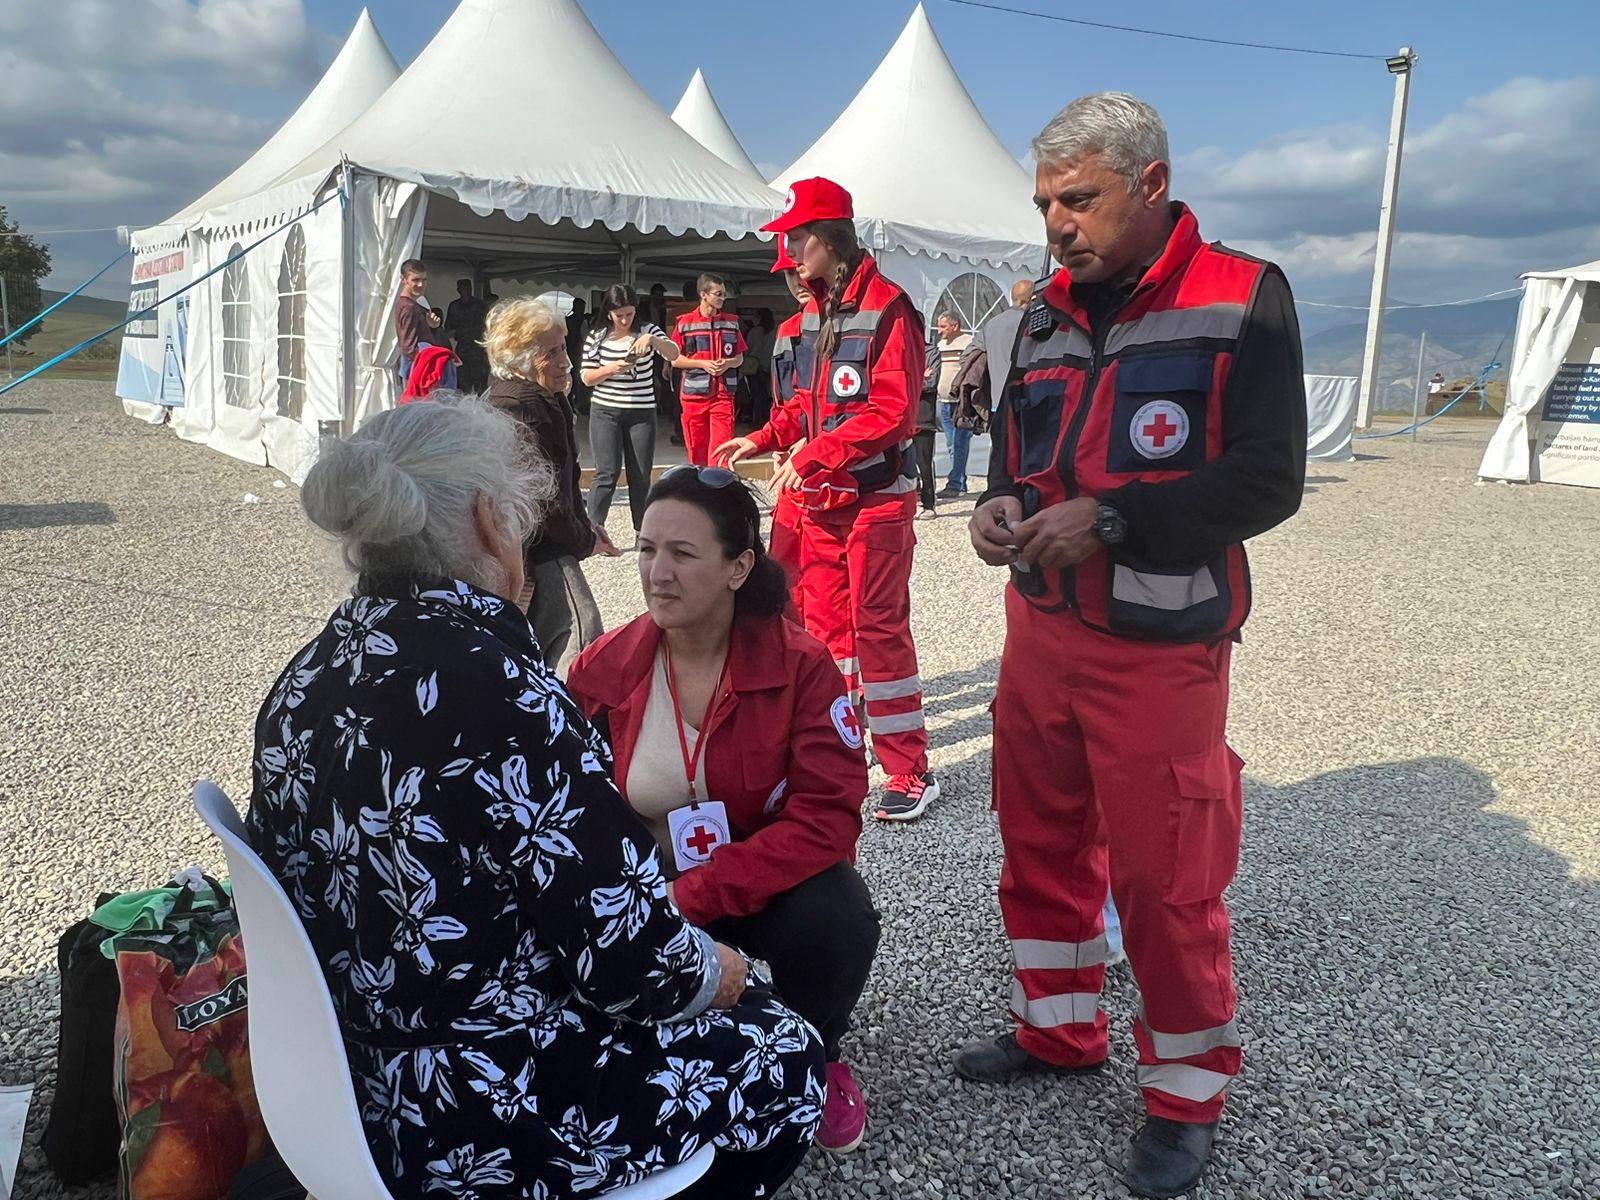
[301,394,555,593]
[1031,92,1170,193]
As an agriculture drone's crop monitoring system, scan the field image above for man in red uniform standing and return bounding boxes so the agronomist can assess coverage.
[670,274,745,465]
[957,93,1306,1197]
[720,178,939,822]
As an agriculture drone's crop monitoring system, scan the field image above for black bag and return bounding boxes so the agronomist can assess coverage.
[42,893,122,1182]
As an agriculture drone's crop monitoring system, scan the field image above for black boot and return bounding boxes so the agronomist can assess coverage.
[953,1031,1106,1084]
[1124,1116,1218,1198]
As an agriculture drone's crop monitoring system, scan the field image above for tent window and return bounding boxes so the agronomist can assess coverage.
[221,244,252,408]
[934,272,1005,333]
[276,225,308,420]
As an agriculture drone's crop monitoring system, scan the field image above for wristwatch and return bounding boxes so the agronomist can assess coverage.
[1093,503,1127,546]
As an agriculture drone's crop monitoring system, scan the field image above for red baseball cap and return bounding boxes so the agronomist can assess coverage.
[770,240,798,273]
[761,177,854,234]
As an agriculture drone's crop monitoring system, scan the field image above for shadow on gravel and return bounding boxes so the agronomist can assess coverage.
[0,502,116,531]
[0,406,51,415]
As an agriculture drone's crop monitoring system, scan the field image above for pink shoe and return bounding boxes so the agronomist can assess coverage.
[818,1061,867,1153]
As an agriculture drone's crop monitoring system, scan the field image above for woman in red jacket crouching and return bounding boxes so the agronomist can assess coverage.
[566,465,880,1155]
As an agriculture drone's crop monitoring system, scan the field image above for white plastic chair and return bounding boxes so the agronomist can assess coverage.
[193,781,715,1200]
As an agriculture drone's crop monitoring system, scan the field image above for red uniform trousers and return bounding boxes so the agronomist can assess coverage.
[993,586,1244,1123]
[796,494,927,777]
[681,397,734,466]
[769,492,805,623]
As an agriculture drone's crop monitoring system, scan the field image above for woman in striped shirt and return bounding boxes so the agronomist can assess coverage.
[582,284,680,534]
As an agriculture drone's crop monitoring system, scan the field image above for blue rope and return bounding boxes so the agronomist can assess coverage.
[0,246,132,349]
[0,191,339,399]
[1355,373,1487,440]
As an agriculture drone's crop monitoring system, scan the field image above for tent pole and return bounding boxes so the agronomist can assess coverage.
[339,158,357,435]
[1356,47,1418,430]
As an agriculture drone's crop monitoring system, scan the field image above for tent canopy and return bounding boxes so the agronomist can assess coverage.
[772,4,1042,272]
[284,0,781,242]
[672,69,763,179]
[167,9,398,227]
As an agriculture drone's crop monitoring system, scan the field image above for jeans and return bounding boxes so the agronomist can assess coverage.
[527,556,603,676]
[586,404,656,531]
[706,863,881,1062]
[912,428,937,510]
[939,400,972,491]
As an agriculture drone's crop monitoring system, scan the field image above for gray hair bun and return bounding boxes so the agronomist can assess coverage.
[302,436,428,546]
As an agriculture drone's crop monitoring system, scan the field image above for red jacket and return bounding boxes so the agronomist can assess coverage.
[400,344,459,402]
[566,612,867,926]
[670,308,746,402]
[749,254,921,520]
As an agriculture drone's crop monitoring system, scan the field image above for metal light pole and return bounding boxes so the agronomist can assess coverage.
[1356,46,1418,429]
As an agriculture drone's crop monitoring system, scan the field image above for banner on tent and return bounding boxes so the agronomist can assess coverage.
[115,246,191,407]
[1536,362,1600,488]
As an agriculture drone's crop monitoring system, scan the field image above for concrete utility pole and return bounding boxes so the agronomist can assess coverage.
[1410,330,1428,442]
[1356,46,1418,430]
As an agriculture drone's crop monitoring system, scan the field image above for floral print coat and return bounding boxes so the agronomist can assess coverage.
[247,579,824,1197]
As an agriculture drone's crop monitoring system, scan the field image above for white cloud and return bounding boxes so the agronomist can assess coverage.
[1179,75,1600,298]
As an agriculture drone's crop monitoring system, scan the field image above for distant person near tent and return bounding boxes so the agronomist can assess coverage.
[670,274,745,465]
[933,313,974,496]
[959,92,1307,1199]
[444,278,489,391]
[393,259,444,388]
[718,177,939,824]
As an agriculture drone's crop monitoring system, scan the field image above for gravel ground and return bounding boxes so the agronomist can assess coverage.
[3,381,1597,1199]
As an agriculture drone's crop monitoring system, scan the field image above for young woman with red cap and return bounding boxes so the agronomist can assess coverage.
[719,177,939,822]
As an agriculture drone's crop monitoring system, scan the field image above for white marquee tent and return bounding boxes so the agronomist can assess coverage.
[672,69,763,179]
[122,0,783,481]
[1479,258,1600,488]
[116,9,399,423]
[772,4,1045,324]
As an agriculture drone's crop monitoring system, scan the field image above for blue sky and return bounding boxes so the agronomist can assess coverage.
[6,0,1600,305]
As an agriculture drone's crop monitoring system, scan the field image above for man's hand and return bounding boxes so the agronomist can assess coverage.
[711,943,749,1009]
[1012,497,1100,570]
[769,457,803,495]
[425,309,442,328]
[970,495,1024,565]
[716,436,758,466]
[592,523,622,557]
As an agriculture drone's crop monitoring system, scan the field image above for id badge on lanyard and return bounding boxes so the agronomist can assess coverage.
[663,645,733,867]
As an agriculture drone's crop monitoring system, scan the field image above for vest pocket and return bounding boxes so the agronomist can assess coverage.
[1104,552,1231,639]
[1107,350,1212,474]
[827,336,872,404]
[1016,375,1067,476]
[1165,742,1244,905]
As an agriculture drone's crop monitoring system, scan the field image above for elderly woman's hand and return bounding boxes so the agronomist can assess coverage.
[711,943,750,1008]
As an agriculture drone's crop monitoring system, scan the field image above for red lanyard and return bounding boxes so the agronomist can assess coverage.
[662,643,731,801]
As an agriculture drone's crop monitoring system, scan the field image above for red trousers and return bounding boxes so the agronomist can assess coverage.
[993,587,1244,1123]
[769,493,804,623]
[681,397,734,466]
[797,500,927,776]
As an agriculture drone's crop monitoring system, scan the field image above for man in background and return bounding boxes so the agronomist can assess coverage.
[444,278,488,392]
[394,259,442,388]
[670,274,745,464]
[934,313,974,496]
[964,279,1036,417]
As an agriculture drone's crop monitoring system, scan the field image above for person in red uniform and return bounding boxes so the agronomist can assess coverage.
[956,93,1306,1198]
[719,178,939,822]
[565,466,880,1155]
[670,274,745,464]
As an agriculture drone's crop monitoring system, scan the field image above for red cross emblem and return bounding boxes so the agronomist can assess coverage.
[831,364,863,398]
[1128,400,1189,460]
[831,695,865,748]
[684,823,720,858]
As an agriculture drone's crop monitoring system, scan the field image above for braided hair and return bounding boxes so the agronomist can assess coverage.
[803,219,864,361]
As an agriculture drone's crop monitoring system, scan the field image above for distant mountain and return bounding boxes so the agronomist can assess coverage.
[37,289,128,321]
[1296,296,1517,409]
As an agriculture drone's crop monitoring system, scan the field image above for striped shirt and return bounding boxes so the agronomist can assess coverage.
[582,323,666,409]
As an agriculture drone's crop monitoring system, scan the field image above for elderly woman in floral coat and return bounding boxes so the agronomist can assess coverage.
[247,397,824,1199]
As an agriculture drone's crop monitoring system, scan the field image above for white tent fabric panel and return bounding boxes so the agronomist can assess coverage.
[1304,375,1357,462]
[772,5,1042,272]
[350,175,429,432]
[671,70,763,178]
[283,0,781,242]
[172,9,399,224]
[1479,274,1591,483]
